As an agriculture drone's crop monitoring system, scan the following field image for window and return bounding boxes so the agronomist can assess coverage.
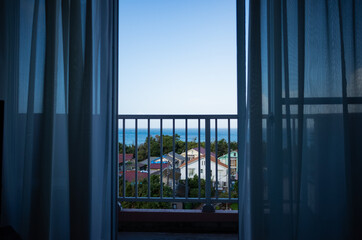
[231,159,236,167]
[189,168,195,177]
[117,0,238,214]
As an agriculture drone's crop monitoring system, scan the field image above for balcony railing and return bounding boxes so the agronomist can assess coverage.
[117,115,238,212]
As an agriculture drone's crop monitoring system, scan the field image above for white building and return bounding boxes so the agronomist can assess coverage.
[181,147,216,161]
[218,151,238,177]
[179,155,229,190]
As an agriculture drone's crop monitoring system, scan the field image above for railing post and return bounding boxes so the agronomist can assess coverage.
[202,118,215,213]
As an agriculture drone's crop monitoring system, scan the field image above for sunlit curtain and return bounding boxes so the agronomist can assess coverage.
[0,0,117,239]
[240,0,362,239]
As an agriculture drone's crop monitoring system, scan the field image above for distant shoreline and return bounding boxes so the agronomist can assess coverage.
[118,128,238,130]
[118,128,238,145]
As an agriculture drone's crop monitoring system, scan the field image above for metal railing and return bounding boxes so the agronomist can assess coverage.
[117,115,238,212]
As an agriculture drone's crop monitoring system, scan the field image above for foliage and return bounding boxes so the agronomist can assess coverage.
[230,203,238,210]
[119,175,172,209]
[118,143,135,155]
[214,180,239,210]
[178,175,210,198]
[136,134,189,160]
[119,175,225,209]
[178,175,216,209]
[119,135,238,160]
[210,139,239,157]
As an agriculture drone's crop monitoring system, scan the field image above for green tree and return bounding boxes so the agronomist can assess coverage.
[120,135,239,160]
[230,141,238,151]
[214,180,239,210]
[118,142,135,154]
[137,136,160,160]
[178,175,216,209]
[136,134,187,160]
[210,139,227,156]
[119,175,173,209]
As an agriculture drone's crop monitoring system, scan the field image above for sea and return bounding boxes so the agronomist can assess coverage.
[118,128,238,145]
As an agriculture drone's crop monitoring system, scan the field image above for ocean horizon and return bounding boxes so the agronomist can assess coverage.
[118,128,309,147]
[118,128,238,145]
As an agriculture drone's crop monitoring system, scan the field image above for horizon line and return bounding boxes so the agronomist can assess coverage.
[118,127,238,129]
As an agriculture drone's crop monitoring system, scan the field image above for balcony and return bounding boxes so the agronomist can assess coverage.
[117,114,239,235]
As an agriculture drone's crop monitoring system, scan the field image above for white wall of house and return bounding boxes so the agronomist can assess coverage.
[181,149,199,160]
[179,157,228,189]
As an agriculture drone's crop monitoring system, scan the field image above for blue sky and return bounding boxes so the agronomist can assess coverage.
[118,0,237,115]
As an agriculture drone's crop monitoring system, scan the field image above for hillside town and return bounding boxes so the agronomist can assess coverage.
[119,147,238,200]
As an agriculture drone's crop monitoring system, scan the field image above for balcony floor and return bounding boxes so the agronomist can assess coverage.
[118,232,238,240]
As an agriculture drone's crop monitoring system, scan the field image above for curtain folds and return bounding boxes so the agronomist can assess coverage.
[0,0,117,239]
[240,0,362,239]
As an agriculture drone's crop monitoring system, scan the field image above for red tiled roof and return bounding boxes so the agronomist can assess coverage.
[179,155,228,169]
[119,170,148,182]
[150,163,169,170]
[119,154,134,163]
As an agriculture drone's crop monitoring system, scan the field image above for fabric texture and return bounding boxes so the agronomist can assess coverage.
[0,0,117,239]
[239,0,362,239]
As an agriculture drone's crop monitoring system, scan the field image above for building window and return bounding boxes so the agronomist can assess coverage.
[189,168,195,177]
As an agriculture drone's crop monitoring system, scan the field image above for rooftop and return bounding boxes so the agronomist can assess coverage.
[179,155,228,169]
[119,154,134,163]
[119,170,148,182]
[149,163,170,170]
[192,147,216,157]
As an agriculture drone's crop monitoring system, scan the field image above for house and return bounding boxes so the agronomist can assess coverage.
[138,159,149,171]
[119,170,148,182]
[126,159,148,171]
[181,147,216,160]
[119,154,134,163]
[119,156,148,171]
[179,155,228,191]
[151,167,181,188]
[150,156,168,164]
[165,152,186,167]
[162,152,185,167]
[135,156,170,172]
[149,162,170,174]
[118,154,134,170]
[147,157,182,187]
[151,152,186,168]
[218,151,238,177]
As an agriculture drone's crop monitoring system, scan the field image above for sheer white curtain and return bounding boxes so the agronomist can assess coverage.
[0,0,118,239]
[239,0,362,239]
